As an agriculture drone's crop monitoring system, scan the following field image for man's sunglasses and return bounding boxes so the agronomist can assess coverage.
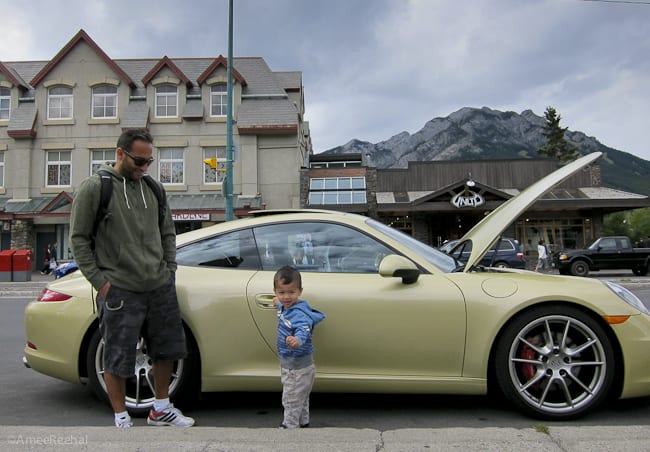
[122,148,155,167]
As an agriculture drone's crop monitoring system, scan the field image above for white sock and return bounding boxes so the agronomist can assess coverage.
[153,398,170,412]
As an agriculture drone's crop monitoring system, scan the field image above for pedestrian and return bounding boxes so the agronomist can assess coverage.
[70,128,194,429]
[535,239,548,272]
[40,244,52,275]
[273,265,325,429]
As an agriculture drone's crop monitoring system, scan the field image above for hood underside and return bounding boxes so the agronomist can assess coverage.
[461,152,602,271]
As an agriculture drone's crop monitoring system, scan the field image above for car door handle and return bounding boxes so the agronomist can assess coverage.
[255,295,276,309]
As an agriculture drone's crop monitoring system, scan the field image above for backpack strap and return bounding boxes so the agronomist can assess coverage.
[142,174,167,227]
[92,170,113,249]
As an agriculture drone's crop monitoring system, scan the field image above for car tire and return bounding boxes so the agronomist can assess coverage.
[85,328,199,415]
[494,261,510,269]
[570,260,589,277]
[633,265,648,276]
[494,304,615,420]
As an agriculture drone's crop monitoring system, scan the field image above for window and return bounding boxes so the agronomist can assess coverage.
[253,221,393,273]
[90,149,116,175]
[46,151,71,186]
[0,153,4,187]
[203,147,226,184]
[155,84,177,117]
[176,229,259,270]
[159,148,184,184]
[47,86,73,119]
[92,85,117,118]
[0,87,10,120]
[210,84,227,116]
[308,177,367,205]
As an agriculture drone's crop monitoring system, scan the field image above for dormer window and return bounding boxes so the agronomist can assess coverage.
[92,84,117,118]
[155,84,178,117]
[47,86,73,120]
[0,87,10,120]
[210,84,227,117]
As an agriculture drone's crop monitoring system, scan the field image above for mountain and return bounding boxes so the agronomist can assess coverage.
[322,107,650,197]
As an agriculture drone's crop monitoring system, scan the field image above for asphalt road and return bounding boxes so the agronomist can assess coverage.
[3,280,650,429]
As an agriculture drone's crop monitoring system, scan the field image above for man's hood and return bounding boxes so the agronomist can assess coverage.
[459,152,602,272]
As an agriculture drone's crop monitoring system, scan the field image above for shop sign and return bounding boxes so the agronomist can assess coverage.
[172,213,210,221]
[450,190,485,208]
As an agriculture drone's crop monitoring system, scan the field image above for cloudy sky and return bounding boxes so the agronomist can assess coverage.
[2,0,649,161]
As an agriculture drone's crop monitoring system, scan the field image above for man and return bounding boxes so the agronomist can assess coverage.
[70,128,194,428]
[535,239,548,272]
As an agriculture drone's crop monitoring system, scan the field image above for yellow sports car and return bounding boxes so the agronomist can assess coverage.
[23,153,650,420]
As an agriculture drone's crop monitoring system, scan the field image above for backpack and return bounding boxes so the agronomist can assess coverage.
[92,169,167,245]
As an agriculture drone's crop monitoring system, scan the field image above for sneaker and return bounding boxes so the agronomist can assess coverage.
[115,416,133,429]
[147,404,195,427]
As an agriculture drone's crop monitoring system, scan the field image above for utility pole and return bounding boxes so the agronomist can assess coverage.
[224,0,235,221]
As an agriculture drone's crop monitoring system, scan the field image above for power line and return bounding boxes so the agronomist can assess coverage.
[579,0,650,4]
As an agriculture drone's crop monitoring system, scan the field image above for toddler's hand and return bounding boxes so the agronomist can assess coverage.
[286,336,300,348]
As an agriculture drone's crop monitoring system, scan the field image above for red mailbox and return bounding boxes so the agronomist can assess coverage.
[0,249,16,282]
[12,249,32,282]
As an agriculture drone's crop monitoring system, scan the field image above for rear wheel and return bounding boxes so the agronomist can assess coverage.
[493,261,510,269]
[632,264,648,276]
[494,305,615,420]
[85,328,199,415]
[570,260,590,277]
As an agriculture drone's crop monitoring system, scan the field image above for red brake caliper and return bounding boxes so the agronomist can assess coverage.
[520,340,536,381]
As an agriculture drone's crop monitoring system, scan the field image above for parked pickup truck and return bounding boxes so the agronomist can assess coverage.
[555,236,650,277]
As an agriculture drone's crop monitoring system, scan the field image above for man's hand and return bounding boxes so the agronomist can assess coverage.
[98,281,111,299]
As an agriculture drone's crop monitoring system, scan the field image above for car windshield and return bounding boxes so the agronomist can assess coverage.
[366,218,458,272]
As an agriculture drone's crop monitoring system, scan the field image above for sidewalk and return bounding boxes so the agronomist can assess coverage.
[2,425,650,451]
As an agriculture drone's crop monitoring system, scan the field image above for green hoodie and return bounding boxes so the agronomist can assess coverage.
[70,164,176,292]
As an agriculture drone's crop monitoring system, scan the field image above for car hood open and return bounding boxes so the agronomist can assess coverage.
[460,152,602,272]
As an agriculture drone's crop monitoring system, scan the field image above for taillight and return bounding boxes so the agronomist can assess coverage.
[516,252,524,260]
[37,288,73,302]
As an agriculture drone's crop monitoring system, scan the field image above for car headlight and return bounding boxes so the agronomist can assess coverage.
[558,254,569,261]
[604,281,650,316]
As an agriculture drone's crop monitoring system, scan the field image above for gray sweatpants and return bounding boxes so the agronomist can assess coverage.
[280,364,315,428]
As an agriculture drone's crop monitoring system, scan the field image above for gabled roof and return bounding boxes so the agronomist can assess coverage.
[196,55,246,86]
[30,29,134,87]
[412,178,513,206]
[0,61,27,89]
[142,56,191,86]
[42,191,74,213]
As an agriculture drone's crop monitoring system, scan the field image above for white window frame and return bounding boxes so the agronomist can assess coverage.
[0,152,4,187]
[46,150,71,187]
[155,84,178,118]
[91,85,118,119]
[0,87,10,120]
[308,177,367,205]
[203,147,226,184]
[47,86,73,120]
[210,84,227,117]
[159,148,184,184]
[90,149,116,175]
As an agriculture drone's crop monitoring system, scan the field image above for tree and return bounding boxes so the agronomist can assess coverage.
[537,107,580,165]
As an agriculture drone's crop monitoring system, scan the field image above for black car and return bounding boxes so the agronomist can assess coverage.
[439,237,526,269]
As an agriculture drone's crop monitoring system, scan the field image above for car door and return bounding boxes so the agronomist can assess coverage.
[245,220,467,378]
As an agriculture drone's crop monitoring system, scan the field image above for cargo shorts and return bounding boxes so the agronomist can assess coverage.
[96,275,187,378]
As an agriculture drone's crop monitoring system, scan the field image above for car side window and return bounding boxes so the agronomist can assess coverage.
[176,228,259,269]
[253,221,393,273]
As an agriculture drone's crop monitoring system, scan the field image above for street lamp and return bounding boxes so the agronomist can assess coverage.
[225,0,234,221]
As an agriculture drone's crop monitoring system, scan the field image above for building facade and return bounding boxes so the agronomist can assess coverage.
[304,153,650,263]
[0,30,310,267]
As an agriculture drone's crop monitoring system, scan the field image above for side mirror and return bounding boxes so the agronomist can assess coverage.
[378,254,420,284]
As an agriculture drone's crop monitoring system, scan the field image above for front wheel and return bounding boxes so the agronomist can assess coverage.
[632,264,649,276]
[85,328,198,415]
[494,305,615,420]
[570,260,590,277]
